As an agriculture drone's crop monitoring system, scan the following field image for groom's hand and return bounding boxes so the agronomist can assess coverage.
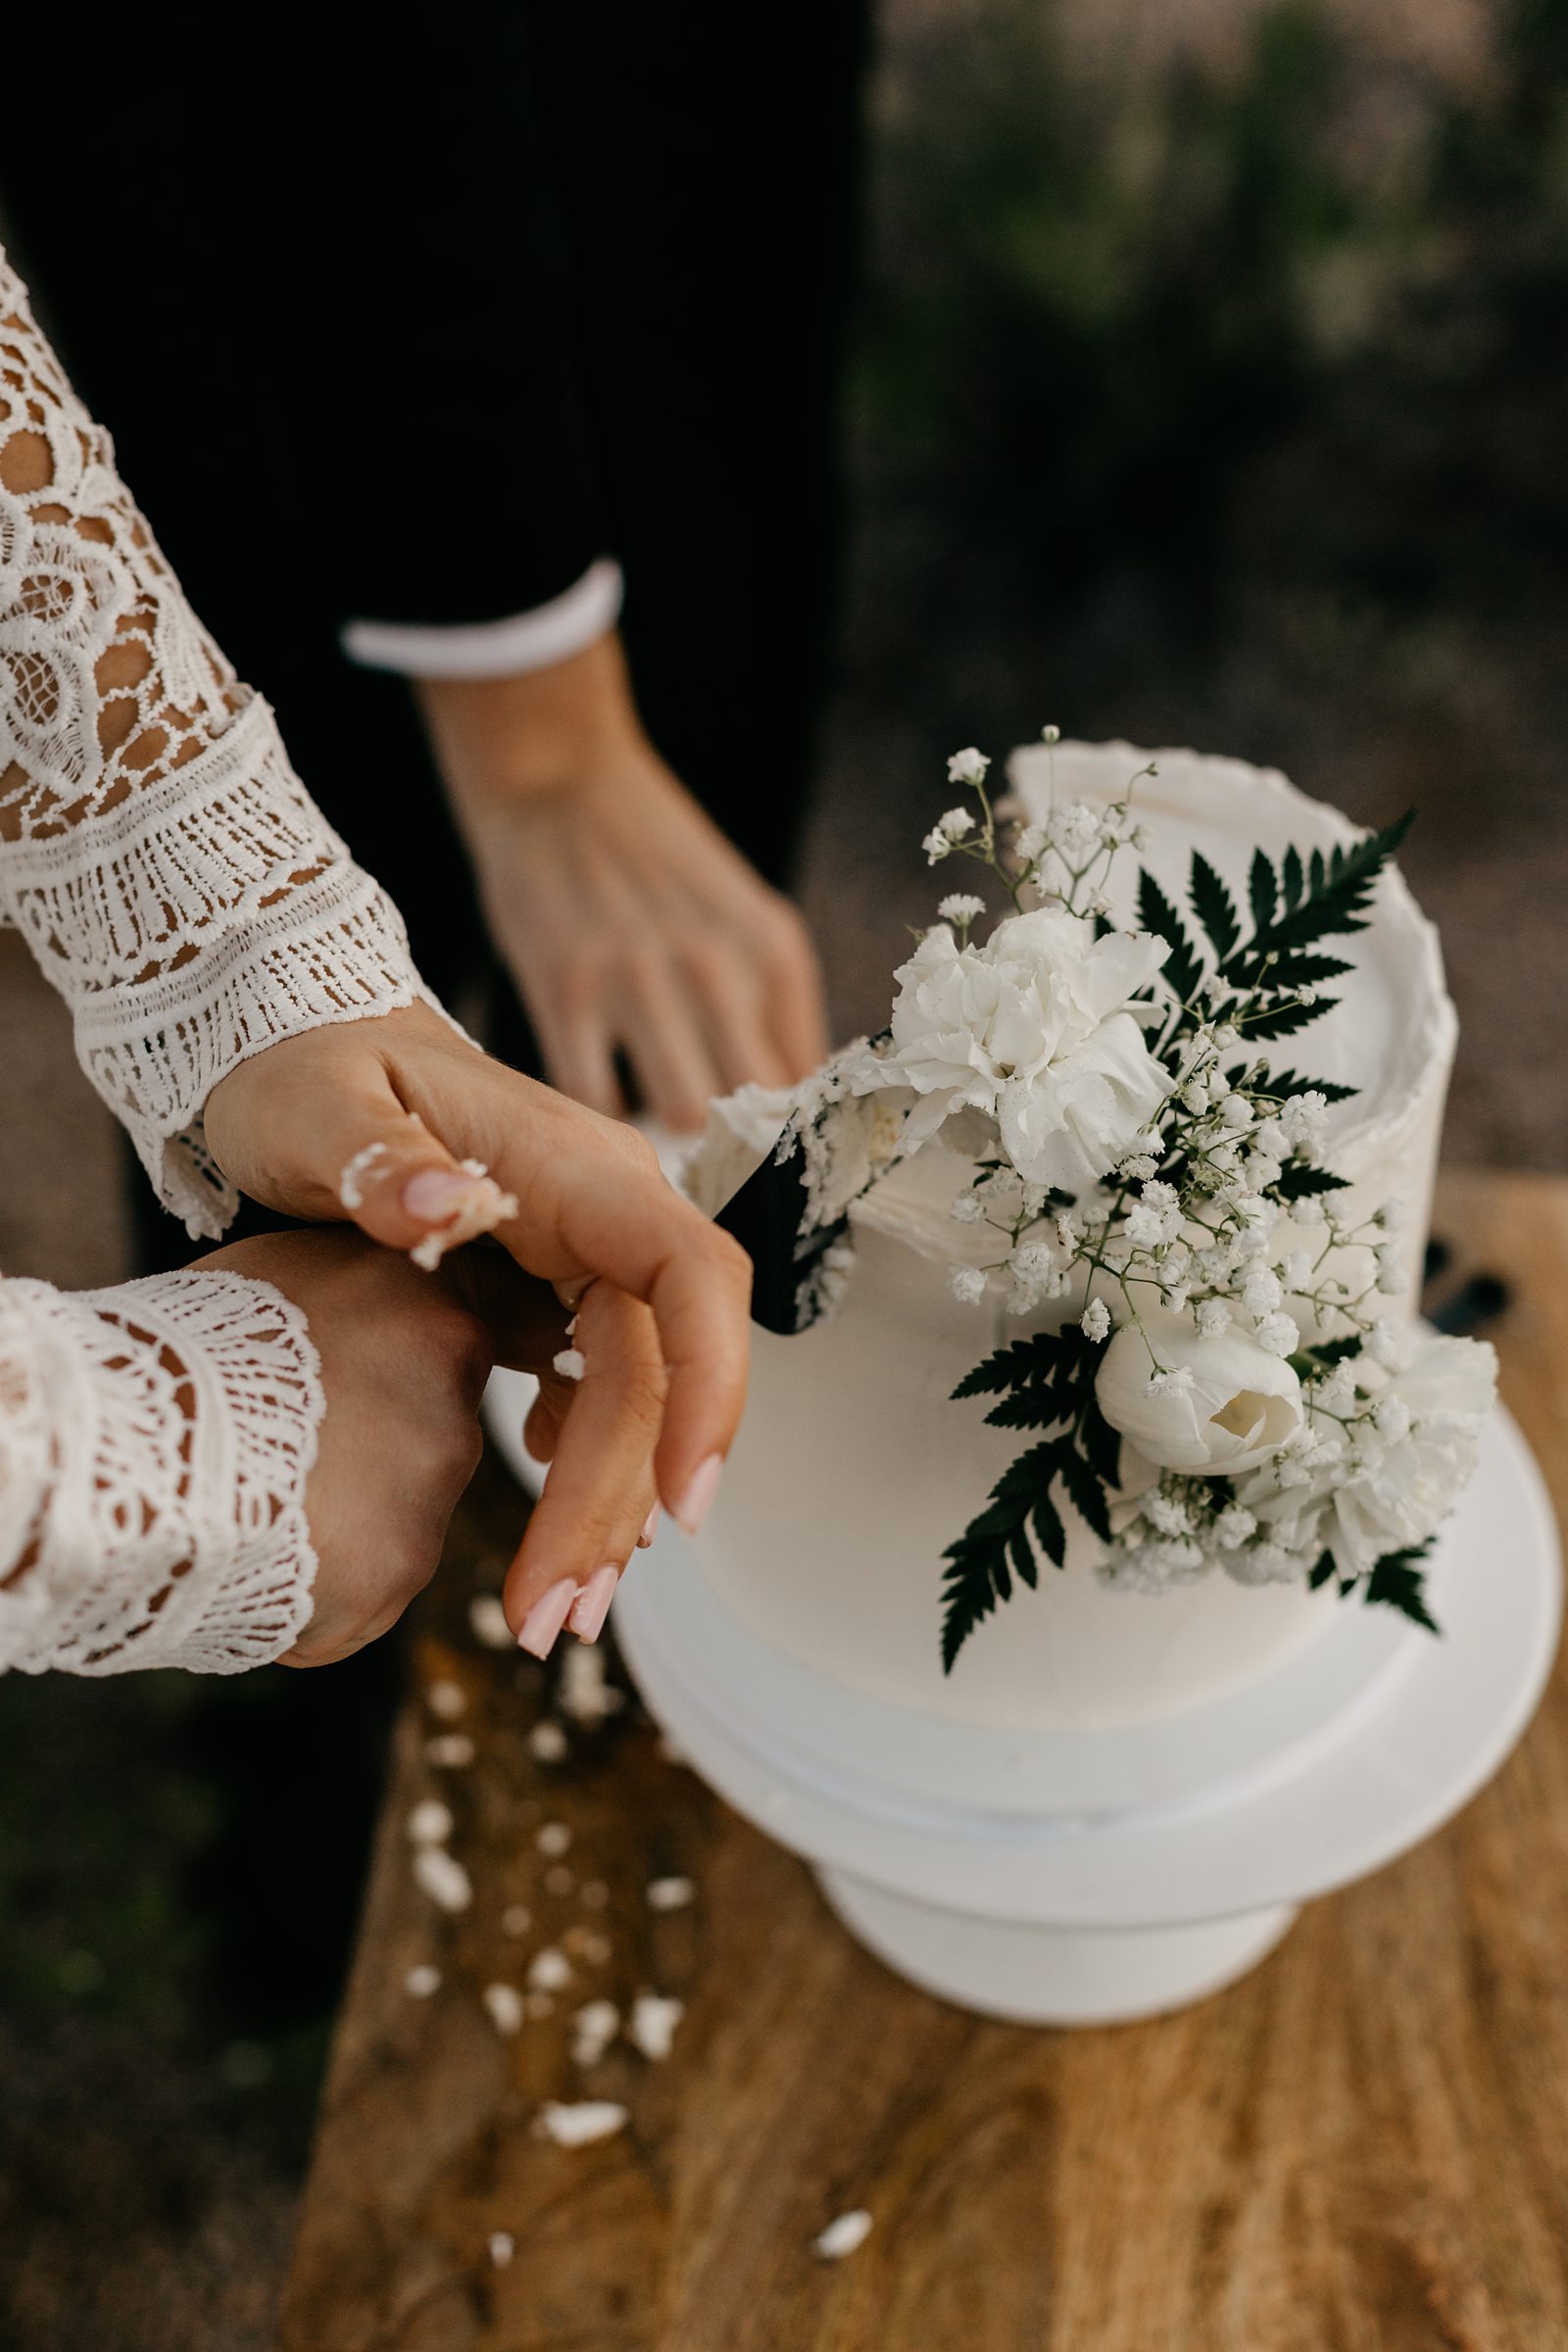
[416,631,830,1134]
[204,1008,751,1640]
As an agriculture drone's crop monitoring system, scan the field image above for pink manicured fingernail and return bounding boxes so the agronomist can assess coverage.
[567,1565,619,1644]
[404,1166,482,1221]
[517,1578,577,1659]
[675,1453,722,1536]
[638,1504,661,1549]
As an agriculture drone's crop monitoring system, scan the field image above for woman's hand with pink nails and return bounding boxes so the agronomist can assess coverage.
[203,1001,752,1585]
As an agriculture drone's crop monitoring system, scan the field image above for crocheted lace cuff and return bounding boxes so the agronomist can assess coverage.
[0,1269,322,1676]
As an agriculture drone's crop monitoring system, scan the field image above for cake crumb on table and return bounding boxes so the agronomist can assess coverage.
[528,1720,568,1762]
[629,1991,684,2061]
[425,1734,474,1769]
[468,1593,514,1650]
[413,1847,472,1913]
[483,1983,525,2035]
[559,1644,625,1725]
[527,1947,572,1992]
[536,1821,572,1857]
[537,2100,628,2148]
[403,1964,441,1999]
[647,1875,694,1912]
[425,1679,466,1722]
[571,1999,620,2068]
[502,1904,532,1937]
[406,1799,453,1846]
[813,2210,874,2260]
[488,2231,514,2268]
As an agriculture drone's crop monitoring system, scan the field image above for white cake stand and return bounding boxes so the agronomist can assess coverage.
[607,1406,1559,2026]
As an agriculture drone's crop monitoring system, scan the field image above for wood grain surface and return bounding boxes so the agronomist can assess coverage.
[281,1169,1568,2352]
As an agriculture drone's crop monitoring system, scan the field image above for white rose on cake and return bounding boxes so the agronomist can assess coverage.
[846,908,1170,1189]
[1097,1306,1304,1474]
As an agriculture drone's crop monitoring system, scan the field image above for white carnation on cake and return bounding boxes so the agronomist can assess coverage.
[1096,1306,1304,1475]
[1237,1336,1496,1577]
[844,909,1170,1189]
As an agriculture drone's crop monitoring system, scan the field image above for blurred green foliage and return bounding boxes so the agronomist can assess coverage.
[855,0,1568,710]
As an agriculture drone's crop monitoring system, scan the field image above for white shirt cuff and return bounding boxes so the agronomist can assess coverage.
[340,558,624,682]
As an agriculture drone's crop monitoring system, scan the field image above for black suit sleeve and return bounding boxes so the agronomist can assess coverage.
[0,5,605,633]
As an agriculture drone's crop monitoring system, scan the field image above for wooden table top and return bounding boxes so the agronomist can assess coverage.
[281,1168,1568,2352]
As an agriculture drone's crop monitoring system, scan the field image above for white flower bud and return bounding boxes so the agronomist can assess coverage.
[1213,1503,1256,1548]
[948,748,991,785]
[1254,1311,1300,1358]
[1368,1316,1403,1369]
[1081,1296,1111,1344]
[1040,723,1061,745]
[1242,1267,1283,1315]
[949,1191,984,1223]
[950,1265,987,1304]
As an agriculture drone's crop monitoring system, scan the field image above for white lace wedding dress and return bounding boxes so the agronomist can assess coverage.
[0,248,434,1673]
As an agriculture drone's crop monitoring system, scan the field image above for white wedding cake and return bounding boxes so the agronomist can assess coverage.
[683,743,1459,1733]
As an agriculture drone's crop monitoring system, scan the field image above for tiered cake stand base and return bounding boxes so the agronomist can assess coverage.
[606,1407,1558,2026]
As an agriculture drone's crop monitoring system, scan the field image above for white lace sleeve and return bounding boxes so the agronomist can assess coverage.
[0,247,441,1239]
[0,1268,322,1676]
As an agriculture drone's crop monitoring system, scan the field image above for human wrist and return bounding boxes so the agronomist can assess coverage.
[416,632,653,812]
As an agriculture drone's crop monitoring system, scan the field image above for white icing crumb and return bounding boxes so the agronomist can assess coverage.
[536,1822,572,1858]
[528,1947,572,1993]
[426,1680,466,1722]
[572,1999,620,2068]
[404,1964,442,1999]
[538,2101,628,2148]
[483,1983,525,2036]
[524,1991,556,2019]
[647,1876,694,1913]
[459,1157,488,1178]
[406,1800,454,1846]
[410,1232,445,1273]
[814,2210,873,2261]
[629,1992,684,2062]
[545,1866,575,1897]
[489,2230,514,2269]
[552,1348,587,1382]
[337,1140,388,1210]
[468,1594,513,1650]
[413,1848,472,1913]
[425,1734,475,1769]
[502,1904,532,1938]
[529,1720,568,1763]
[579,1881,609,1911]
[559,1644,624,1726]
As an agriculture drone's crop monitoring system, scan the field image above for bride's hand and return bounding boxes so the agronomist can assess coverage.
[416,633,830,1133]
[203,1006,750,1639]
[196,1228,608,1665]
